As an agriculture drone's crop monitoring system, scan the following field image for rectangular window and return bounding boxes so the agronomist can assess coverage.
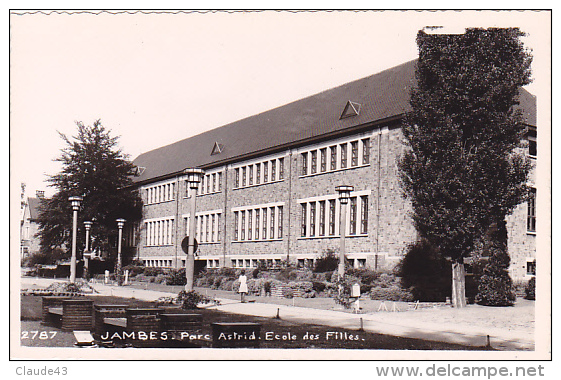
[262,208,268,240]
[362,138,370,164]
[330,146,337,171]
[329,200,336,236]
[241,211,246,240]
[271,160,276,181]
[248,210,253,240]
[217,213,222,242]
[528,127,537,157]
[301,153,308,176]
[527,188,536,232]
[213,173,217,193]
[278,206,283,238]
[218,172,222,191]
[206,215,210,242]
[255,209,260,240]
[340,143,347,168]
[270,207,275,239]
[211,214,216,242]
[350,197,357,235]
[319,200,326,236]
[207,175,211,193]
[235,168,240,188]
[301,203,307,237]
[311,150,317,174]
[361,195,368,234]
[248,165,253,186]
[279,157,284,180]
[234,211,239,241]
[242,167,247,187]
[263,162,268,183]
[527,260,536,275]
[351,141,359,167]
[256,164,261,184]
[310,202,316,237]
[320,148,327,172]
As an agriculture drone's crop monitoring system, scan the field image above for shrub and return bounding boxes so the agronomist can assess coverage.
[476,221,516,306]
[252,267,260,279]
[263,281,272,295]
[144,267,166,277]
[165,268,186,286]
[154,274,167,284]
[313,250,339,273]
[525,277,536,300]
[396,239,451,302]
[369,273,415,302]
[176,290,212,309]
[312,281,326,293]
[122,264,145,277]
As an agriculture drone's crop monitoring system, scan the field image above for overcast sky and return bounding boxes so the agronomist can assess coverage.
[10,10,550,198]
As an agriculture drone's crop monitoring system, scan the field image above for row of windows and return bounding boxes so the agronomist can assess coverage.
[231,258,283,268]
[144,259,175,268]
[146,182,175,205]
[300,195,368,238]
[233,205,284,241]
[199,172,223,195]
[185,212,222,243]
[146,218,175,246]
[234,158,285,189]
[301,138,370,176]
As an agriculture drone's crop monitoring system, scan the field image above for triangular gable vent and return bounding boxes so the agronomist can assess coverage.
[134,166,146,176]
[211,142,224,156]
[340,100,361,119]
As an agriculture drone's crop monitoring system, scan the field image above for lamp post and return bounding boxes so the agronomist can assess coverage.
[116,218,126,284]
[83,221,93,278]
[68,196,82,283]
[335,185,354,281]
[184,168,205,291]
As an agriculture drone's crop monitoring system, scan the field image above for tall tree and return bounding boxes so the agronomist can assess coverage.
[399,28,532,308]
[38,120,142,266]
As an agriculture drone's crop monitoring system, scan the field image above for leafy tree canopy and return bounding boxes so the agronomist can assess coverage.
[399,28,533,262]
[38,120,142,259]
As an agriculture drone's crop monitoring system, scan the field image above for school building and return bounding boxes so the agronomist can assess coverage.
[129,60,537,281]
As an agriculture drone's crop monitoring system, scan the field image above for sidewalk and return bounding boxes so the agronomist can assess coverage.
[21,277,534,351]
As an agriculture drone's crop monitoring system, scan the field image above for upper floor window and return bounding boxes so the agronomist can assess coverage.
[300,137,370,177]
[233,156,285,190]
[145,182,175,205]
[527,127,537,158]
[527,187,536,233]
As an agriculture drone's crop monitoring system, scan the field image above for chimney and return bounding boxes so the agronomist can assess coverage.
[36,191,45,199]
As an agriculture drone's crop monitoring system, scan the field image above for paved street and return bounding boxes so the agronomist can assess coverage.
[21,277,535,351]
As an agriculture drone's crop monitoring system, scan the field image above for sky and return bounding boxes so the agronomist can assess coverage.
[10,10,551,199]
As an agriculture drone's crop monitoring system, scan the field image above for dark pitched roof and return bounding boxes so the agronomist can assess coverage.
[27,197,42,221]
[132,59,536,185]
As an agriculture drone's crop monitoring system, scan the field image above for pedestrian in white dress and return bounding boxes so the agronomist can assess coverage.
[239,270,248,303]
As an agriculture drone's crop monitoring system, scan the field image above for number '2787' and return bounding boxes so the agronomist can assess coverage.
[21,331,57,339]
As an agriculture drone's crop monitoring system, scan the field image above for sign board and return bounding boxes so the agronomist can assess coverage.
[181,236,199,255]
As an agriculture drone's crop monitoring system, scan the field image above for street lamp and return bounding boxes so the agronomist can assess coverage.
[184,168,205,291]
[116,218,126,284]
[68,196,82,283]
[335,185,354,281]
[83,221,93,279]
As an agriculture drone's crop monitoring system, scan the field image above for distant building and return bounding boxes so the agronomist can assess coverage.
[20,191,44,258]
[129,60,537,281]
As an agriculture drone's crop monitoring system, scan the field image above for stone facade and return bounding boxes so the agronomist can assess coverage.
[132,120,535,281]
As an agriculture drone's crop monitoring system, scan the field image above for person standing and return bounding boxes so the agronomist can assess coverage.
[239,270,248,303]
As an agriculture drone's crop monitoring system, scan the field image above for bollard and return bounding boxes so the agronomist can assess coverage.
[486,335,492,348]
[275,308,280,319]
[359,317,364,331]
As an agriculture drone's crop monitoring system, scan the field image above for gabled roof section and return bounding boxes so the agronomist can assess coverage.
[132,59,536,185]
[27,197,42,221]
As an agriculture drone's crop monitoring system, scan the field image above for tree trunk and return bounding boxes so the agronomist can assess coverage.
[451,261,467,308]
